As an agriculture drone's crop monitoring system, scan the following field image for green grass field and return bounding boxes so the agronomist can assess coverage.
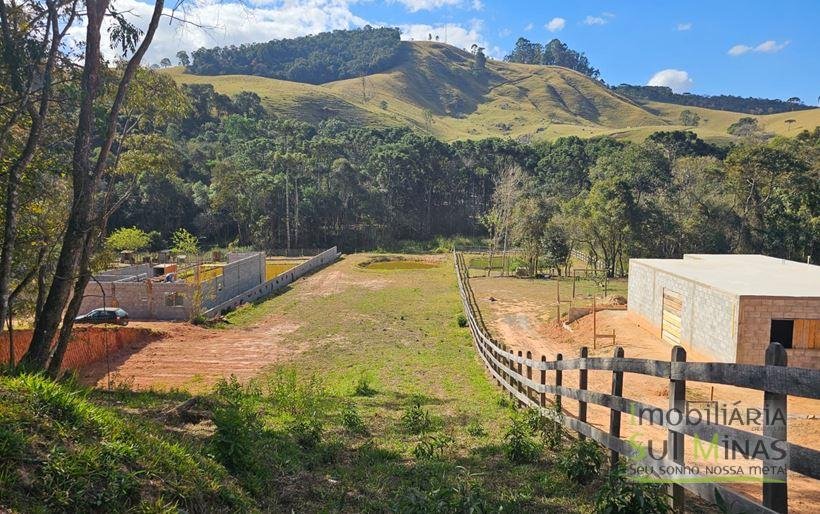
[164,41,818,144]
[1,254,608,511]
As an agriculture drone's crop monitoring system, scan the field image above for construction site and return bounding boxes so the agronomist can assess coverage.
[79,247,340,320]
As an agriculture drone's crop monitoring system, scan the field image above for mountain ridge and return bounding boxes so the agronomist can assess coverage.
[165,41,820,142]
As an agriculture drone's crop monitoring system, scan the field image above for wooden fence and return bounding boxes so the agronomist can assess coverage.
[454,251,819,514]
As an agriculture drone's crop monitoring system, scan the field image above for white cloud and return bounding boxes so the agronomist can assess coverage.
[676,22,692,31]
[647,69,693,93]
[471,0,484,10]
[523,22,534,31]
[498,27,511,38]
[754,39,789,53]
[68,0,368,65]
[395,0,470,12]
[583,12,614,26]
[728,39,789,56]
[546,17,565,33]
[400,20,496,55]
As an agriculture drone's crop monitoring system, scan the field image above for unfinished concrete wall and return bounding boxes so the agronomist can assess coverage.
[203,246,340,317]
[79,281,195,320]
[737,296,820,368]
[627,260,738,362]
[95,263,153,282]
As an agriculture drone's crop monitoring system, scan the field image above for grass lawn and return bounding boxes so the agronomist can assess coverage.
[1,253,616,512]
[217,253,601,511]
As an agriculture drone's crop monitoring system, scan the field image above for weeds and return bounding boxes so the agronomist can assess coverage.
[503,409,542,464]
[340,403,368,435]
[594,464,670,514]
[413,434,454,460]
[559,438,604,484]
[352,373,377,397]
[401,397,435,435]
[456,313,468,328]
[465,420,487,437]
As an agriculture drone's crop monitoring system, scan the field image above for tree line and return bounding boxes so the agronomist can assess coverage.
[612,84,814,115]
[186,27,403,84]
[504,38,600,79]
[0,1,817,376]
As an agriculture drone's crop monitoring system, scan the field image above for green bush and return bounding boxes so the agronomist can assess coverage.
[340,403,368,435]
[401,397,435,435]
[594,464,670,514]
[413,434,454,460]
[465,420,487,437]
[456,313,468,328]
[504,410,542,464]
[352,373,377,397]
[393,467,495,512]
[288,415,323,449]
[559,438,604,484]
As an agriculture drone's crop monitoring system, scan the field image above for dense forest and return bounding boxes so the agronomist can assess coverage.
[104,81,819,278]
[186,27,403,84]
[612,84,813,115]
[504,38,600,79]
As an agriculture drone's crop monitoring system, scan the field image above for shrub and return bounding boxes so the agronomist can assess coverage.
[541,402,565,451]
[594,464,670,514]
[413,434,454,460]
[288,415,323,449]
[456,313,468,328]
[340,403,368,435]
[352,373,377,397]
[504,410,542,464]
[265,370,325,415]
[465,420,487,437]
[393,467,494,512]
[559,438,604,484]
[401,397,435,435]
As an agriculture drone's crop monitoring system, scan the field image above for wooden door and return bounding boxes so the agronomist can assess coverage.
[662,289,683,345]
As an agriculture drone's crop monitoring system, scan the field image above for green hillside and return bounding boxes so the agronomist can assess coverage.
[164,41,819,142]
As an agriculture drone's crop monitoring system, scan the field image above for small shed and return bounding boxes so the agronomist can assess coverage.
[627,254,820,368]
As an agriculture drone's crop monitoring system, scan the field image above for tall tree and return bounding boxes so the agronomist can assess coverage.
[21,0,167,373]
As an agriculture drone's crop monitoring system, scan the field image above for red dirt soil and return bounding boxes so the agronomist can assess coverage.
[471,276,820,513]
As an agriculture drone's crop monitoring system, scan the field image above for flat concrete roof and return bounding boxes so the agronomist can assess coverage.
[630,254,820,297]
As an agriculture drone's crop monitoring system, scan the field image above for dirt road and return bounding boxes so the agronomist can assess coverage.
[79,260,355,391]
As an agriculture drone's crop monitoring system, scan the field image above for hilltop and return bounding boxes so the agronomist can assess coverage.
[164,41,819,142]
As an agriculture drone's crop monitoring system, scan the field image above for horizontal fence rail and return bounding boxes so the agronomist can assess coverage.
[453,251,819,514]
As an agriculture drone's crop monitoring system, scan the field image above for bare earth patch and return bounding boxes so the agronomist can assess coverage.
[470,275,820,513]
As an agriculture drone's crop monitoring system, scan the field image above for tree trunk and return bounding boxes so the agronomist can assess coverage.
[284,172,291,250]
[21,0,165,372]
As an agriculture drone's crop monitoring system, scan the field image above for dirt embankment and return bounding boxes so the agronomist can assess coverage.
[0,327,162,371]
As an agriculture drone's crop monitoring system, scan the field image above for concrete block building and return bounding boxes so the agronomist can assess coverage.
[627,254,820,368]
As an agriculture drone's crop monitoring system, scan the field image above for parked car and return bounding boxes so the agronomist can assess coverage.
[75,307,129,326]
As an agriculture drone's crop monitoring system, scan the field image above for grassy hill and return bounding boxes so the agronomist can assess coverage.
[164,41,819,143]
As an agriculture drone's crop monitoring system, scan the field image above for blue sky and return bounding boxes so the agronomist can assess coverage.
[105,0,819,103]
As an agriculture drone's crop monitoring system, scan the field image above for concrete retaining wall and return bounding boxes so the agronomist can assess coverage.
[203,246,340,317]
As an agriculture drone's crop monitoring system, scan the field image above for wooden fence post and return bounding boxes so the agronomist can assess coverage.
[517,350,524,404]
[526,350,533,403]
[555,353,563,410]
[763,342,788,514]
[507,346,515,400]
[669,346,686,513]
[579,346,588,440]
[609,346,625,469]
[540,355,547,409]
